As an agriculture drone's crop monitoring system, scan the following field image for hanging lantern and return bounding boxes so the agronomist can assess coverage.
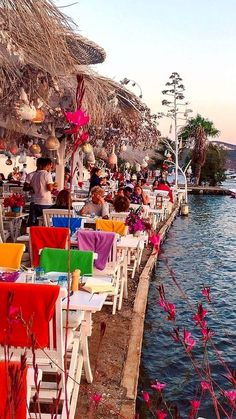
[5,157,12,165]
[29,143,41,155]
[87,152,95,164]
[141,159,148,169]
[121,144,127,152]
[144,155,150,162]
[16,104,37,121]
[135,163,141,172]
[125,162,130,169]
[108,146,117,166]
[97,149,108,161]
[45,135,60,151]
[32,109,45,124]
[82,143,93,154]
[9,144,18,155]
[0,138,6,150]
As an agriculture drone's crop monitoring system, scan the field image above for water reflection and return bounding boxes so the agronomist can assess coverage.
[138,195,236,418]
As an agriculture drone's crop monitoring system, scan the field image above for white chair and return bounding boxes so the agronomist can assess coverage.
[43,208,75,227]
[78,230,125,314]
[0,284,83,419]
[110,211,129,222]
[72,201,86,214]
[129,203,150,217]
[0,204,10,242]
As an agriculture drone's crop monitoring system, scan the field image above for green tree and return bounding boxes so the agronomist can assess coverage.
[180,114,220,185]
[200,143,226,186]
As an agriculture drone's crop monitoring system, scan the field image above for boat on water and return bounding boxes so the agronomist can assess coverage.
[225,169,236,180]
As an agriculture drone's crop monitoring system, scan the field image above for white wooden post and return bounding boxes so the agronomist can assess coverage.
[55,139,66,191]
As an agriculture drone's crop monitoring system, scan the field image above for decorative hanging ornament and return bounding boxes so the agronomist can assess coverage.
[45,135,60,151]
[108,146,117,166]
[135,163,141,172]
[16,103,37,121]
[5,157,12,166]
[125,162,130,169]
[82,143,93,154]
[141,160,148,168]
[87,152,95,164]
[29,143,41,155]
[9,144,18,155]
[121,144,127,152]
[18,152,26,164]
[32,109,45,124]
[144,155,150,162]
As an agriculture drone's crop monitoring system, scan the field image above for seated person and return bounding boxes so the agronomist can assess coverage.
[50,189,72,209]
[152,179,159,191]
[124,186,133,200]
[113,195,130,213]
[131,185,150,205]
[116,187,125,197]
[155,179,173,203]
[80,186,109,218]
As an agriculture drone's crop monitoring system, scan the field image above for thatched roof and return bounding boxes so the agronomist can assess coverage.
[0,0,105,73]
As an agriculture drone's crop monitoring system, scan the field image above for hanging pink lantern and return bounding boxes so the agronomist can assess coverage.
[9,144,18,155]
[0,138,6,150]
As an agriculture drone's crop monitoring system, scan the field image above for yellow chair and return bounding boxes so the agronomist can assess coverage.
[0,243,25,270]
[95,219,127,236]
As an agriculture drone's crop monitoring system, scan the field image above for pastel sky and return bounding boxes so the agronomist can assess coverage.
[57,0,236,144]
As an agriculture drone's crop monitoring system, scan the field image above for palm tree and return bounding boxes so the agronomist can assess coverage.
[180,114,220,185]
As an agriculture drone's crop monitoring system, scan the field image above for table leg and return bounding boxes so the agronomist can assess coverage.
[80,311,93,383]
[9,218,23,242]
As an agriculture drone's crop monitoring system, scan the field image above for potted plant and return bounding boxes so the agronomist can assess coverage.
[3,193,25,214]
[125,207,151,236]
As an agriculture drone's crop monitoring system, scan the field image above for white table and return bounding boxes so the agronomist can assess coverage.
[62,289,107,382]
[117,234,146,298]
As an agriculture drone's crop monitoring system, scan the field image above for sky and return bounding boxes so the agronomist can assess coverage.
[57,0,236,144]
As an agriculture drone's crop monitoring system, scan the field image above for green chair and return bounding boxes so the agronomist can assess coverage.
[39,248,94,276]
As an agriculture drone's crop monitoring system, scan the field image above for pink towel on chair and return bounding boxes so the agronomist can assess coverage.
[77,230,115,270]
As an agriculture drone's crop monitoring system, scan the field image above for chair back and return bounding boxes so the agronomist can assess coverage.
[77,230,117,271]
[52,217,84,234]
[0,243,25,269]
[29,226,69,267]
[40,247,94,275]
[43,208,75,227]
[72,201,86,214]
[95,219,128,236]
[110,211,129,222]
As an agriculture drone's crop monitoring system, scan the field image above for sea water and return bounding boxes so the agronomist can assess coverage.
[137,194,236,418]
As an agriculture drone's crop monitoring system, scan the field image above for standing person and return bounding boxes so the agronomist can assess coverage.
[30,158,56,225]
[23,157,44,226]
[89,167,102,192]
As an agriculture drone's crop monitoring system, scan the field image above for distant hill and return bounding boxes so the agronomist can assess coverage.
[211,141,236,170]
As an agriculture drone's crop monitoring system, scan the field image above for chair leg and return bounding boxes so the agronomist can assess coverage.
[112,295,118,315]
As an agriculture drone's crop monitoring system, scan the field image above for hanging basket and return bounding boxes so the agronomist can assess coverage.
[108,146,117,166]
[29,144,41,155]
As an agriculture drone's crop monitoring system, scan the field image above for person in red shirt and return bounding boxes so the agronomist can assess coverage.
[154,179,173,203]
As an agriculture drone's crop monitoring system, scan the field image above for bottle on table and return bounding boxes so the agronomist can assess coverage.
[71,269,80,291]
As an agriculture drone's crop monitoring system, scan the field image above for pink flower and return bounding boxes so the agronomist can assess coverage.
[189,399,201,418]
[142,391,151,407]
[224,390,236,404]
[159,299,168,310]
[201,327,214,342]
[156,410,167,419]
[201,287,212,303]
[8,305,21,323]
[65,109,89,126]
[201,381,211,391]
[183,329,196,352]
[91,393,102,405]
[167,302,176,321]
[151,381,166,392]
[193,303,207,325]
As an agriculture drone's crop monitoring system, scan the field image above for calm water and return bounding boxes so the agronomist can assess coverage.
[137,194,236,418]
